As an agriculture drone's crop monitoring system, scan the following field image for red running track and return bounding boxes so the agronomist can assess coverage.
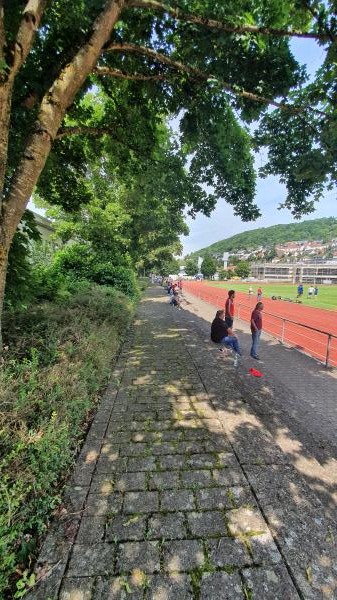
[183,281,337,368]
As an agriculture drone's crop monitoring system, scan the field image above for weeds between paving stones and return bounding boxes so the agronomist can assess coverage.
[144,528,154,541]
[226,489,237,509]
[305,564,313,585]
[243,584,254,600]
[228,528,267,558]
[122,514,141,527]
[190,553,215,596]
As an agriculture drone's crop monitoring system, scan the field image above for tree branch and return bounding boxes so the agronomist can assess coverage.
[56,126,119,139]
[0,0,6,66]
[105,43,327,116]
[11,0,49,78]
[300,0,335,43]
[3,0,126,242]
[56,126,142,155]
[93,65,165,80]
[0,1,48,210]
[126,0,334,42]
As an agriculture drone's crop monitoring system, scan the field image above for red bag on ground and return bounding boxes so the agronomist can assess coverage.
[249,367,264,377]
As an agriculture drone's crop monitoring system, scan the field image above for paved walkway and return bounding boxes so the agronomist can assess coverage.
[28,286,337,600]
[182,289,337,465]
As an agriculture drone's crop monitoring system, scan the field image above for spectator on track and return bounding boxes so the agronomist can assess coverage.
[257,287,262,301]
[225,290,235,328]
[250,302,264,360]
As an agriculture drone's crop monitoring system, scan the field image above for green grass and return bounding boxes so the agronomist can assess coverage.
[208,281,337,311]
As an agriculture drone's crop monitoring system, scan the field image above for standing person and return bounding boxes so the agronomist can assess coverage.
[307,285,314,298]
[225,290,235,328]
[248,286,254,297]
[257,287,262,301]
[314,285,319,299]
[297,283,303,298]
[211,310,242,356]
[250,302,264,360]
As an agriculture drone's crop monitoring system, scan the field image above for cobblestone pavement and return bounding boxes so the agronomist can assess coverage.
[28,286,337,600]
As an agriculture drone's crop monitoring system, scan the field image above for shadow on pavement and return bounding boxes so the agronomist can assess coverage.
[27,286,337,600]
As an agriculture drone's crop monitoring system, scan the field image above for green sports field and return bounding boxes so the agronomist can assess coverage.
[208,281,337,311]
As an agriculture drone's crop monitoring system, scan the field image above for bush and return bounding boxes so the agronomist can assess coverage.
[32,264,72,302]
[217,268,230,280]
[51,243,94,281]
[49,243,140,299]
[91,264,139,298]
[0,284,135,598]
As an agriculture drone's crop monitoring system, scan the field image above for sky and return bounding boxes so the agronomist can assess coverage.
[180,37,335,256]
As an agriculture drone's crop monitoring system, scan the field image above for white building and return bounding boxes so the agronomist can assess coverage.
[250,260,337,284]
[33,212,55,241]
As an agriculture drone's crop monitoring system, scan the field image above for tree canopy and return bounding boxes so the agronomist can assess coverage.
[235,260,251,278]
[184,257,199,276]
[201,254,217,278]
[37,120,192,274]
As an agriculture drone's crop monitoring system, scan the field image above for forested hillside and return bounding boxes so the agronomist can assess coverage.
[187,218,337,258]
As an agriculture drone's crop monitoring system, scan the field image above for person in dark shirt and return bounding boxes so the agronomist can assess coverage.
[297,283,303,297]
[211,309,241,355]
[250,301,264,359]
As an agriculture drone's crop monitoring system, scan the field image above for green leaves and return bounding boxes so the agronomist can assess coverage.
[181,99,258,220]
[4,0,337,275]
[201,254,217,278]
[5,212,41,311]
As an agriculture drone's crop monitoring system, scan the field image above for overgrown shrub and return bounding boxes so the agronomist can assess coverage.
[51,242,94,281]
[32,263,72,302]
[0,284,135,598]
[91,263,139,297]
[48,243,139,298]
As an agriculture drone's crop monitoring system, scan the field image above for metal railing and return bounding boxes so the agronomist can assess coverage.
[187,286,337,368]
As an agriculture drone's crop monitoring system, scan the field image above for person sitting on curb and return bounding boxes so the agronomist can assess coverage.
[211,309,242,355]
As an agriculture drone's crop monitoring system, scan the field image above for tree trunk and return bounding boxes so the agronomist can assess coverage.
[0,243,8,348]
[0,80,13,204]
[0,0,126,345]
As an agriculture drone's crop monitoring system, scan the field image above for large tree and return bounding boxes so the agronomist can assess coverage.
[184,257,198,276]
[1,0,336,341]
[235,260,251,279]
[41,119,193,272]
[201,254,217,278]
